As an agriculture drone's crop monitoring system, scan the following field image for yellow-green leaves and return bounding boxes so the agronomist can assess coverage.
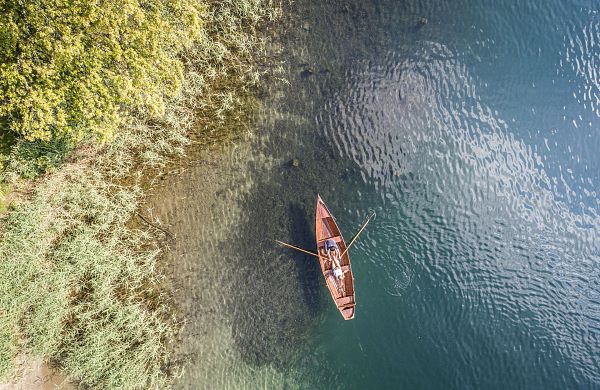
[0,0,204,143]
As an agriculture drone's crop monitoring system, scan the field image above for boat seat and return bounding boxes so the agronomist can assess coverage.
[318,236,344,245]
[337,296,354,307]
[331,236,344,244]
[324,265,350,275]
[319,239,347,259]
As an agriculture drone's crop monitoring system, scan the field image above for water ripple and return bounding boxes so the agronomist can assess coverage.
[316,4,600,384]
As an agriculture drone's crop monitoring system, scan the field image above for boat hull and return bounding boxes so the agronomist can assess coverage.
[315,195,356,320]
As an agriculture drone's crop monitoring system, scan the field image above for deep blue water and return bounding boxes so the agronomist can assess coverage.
[176,0,600,388]
[269,1,600,388]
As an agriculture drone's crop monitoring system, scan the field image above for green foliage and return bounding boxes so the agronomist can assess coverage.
[0,316,17,379]
[0,0,204,142]
[1,136,73,179]
[0,0,281,388]
[0,167,177,389]
[0,182,10,214]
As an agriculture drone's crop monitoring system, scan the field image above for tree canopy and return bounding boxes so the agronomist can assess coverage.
[0,0,204,142]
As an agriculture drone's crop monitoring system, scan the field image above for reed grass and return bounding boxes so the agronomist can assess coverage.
[0,0,281,388]
[0,168,176,388]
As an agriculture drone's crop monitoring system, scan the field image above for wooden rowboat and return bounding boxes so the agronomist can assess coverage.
[275,195,374,320]
[315,194,356,320]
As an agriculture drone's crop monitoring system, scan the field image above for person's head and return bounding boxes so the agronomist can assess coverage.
[325,239,337,252]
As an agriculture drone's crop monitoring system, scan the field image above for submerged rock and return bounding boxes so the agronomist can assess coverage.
[300,67,315,78]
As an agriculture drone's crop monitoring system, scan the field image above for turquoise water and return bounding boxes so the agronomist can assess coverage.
[171,0,600,388]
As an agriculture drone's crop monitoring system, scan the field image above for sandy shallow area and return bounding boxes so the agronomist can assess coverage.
[141,135,305,389]
[0,358,72,390]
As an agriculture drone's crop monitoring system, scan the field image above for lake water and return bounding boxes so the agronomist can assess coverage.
[155,0,600,388]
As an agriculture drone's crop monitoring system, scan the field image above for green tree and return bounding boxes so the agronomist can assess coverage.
[0,0,203,142]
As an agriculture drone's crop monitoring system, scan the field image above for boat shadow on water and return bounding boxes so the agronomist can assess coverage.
[228,195,323,369]
[226,145,362,369]
[287,202,323,316]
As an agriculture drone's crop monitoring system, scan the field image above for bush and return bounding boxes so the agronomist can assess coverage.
[1,136,73,179]
[0,0,204,142]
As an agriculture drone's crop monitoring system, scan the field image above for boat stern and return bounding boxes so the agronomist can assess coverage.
[341,306,355,320]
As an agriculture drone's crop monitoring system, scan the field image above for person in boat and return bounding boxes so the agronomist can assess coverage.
[324,238,346,281]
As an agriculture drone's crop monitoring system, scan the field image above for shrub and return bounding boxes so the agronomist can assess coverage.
[0,0,204,142]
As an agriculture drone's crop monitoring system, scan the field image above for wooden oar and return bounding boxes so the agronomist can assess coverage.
[340,211,376,258]
[274,239,319,258]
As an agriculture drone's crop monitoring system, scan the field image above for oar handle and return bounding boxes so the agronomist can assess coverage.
[274,240,319,258]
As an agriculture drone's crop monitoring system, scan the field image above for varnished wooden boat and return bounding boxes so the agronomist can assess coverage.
[315,194,356,320]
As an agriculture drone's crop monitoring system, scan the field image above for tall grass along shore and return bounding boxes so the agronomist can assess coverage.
[0,0,281,388]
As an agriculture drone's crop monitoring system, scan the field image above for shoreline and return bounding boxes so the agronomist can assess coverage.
[0,1,282,388]
[0,358,72,390]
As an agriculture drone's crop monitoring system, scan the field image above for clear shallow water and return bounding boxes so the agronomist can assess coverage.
[159,0,600,388]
